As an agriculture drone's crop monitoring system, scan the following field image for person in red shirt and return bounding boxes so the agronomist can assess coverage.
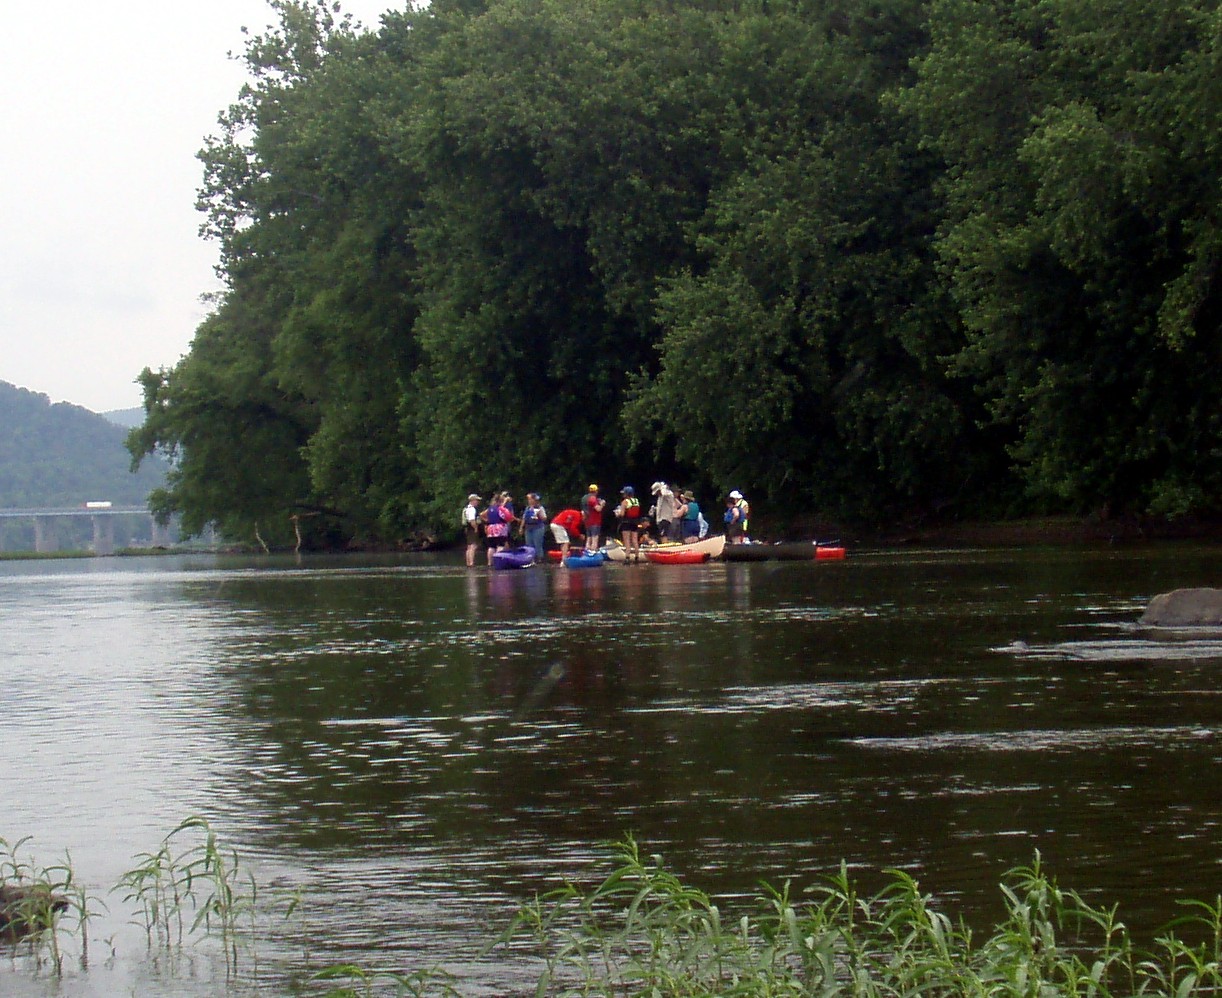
[582,484,606,553]
[549,507,585,561]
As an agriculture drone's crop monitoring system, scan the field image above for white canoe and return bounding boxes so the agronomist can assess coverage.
[644,534,725,560]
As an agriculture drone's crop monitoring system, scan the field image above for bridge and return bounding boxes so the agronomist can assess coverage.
[0,504,172,555]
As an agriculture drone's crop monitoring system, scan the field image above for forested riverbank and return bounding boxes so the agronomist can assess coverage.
[128,0,1222,551]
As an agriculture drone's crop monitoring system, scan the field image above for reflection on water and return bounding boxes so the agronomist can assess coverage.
[1,546,1221,995]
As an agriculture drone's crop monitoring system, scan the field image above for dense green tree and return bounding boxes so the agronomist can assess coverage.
[625,0,997,520]
[134,1,424,544]
[128,299,316,547]
[901,0,1222,516]
[389,0,743,513]
[129,0,1222,545]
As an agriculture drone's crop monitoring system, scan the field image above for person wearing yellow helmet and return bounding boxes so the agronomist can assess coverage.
[581,484,605,553]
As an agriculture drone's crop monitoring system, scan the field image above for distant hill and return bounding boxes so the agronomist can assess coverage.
[100,406,145,429]
[0,381,167,508]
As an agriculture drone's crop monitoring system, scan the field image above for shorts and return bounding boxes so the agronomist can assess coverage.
[726,520,744,539]
[619,519,639,533]
[550,524,570,544]
[681,518,700,538]
[586,524,601,540]
[484,534,509,550]
[464,525,480,544]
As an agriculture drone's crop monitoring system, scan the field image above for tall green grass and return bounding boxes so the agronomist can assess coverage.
[0,835,103,975]
[4,825,1221,996]
[491,835,1222,997]
[116,816,256,976]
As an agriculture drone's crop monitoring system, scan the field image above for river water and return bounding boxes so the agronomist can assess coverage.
[1,545,1220,995]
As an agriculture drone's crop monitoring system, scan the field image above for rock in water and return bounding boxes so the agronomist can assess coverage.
[0,884,69,939]
[1140,588,1222,626]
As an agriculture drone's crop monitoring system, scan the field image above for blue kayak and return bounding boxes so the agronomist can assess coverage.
[563,550,607,569]
[492,545,536,569]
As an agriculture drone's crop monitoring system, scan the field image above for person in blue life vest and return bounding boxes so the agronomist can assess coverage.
[615,485,643,560]
[725,489,750,543]
[676,490,702,543]
[521,492,548,557]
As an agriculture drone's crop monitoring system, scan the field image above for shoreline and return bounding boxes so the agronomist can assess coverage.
[776,513,1222,549]
[5,514,1221,560]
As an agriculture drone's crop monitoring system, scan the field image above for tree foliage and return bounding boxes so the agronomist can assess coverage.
[129,0,1222,546]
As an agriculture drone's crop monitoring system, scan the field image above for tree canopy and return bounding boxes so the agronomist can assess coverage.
[129,0,1222,547]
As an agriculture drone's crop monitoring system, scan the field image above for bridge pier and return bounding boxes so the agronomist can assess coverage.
[91,515,115,555]
[34,517,49,553]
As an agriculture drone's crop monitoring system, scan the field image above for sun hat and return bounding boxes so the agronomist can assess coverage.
[729,490,743,500]
[468,493,482,501]
[588,484,599,492]
[650,481,664,494]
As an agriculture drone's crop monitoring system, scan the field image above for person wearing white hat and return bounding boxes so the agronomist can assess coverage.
[462,493,482,566]
[650,481,679,541]
[726,490,750,543]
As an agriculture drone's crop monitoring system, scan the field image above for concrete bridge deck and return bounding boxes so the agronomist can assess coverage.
[0,505,166,554]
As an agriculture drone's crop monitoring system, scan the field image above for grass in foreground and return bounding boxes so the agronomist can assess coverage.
[489,835,1222,998]
[4,826,1221,996]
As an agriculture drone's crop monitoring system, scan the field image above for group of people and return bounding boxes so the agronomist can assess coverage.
[462,483,751,567]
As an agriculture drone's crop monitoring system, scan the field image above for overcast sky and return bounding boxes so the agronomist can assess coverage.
[1,0,393,414]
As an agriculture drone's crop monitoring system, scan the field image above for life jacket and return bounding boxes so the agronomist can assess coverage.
[623,497,640,519]
[736,498,750,526]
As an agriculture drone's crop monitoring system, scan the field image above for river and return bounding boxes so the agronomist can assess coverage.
[1,544,1220,995]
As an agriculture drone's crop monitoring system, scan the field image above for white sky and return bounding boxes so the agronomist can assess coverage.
[1,0,393,413]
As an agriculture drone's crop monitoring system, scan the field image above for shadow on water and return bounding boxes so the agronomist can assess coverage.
[1,544,1220,993]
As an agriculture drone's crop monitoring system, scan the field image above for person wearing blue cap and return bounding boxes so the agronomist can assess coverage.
[615,485,643,561]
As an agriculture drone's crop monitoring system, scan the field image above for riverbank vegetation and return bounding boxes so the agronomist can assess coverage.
[3,826,1221,996]
[127,0,1222,551]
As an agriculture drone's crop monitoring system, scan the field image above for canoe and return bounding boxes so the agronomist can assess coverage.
[563,550,608,569]
[644,547,709,565]
[645,534,726,560]
[721,541,847,562]
[492,545,536,569]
